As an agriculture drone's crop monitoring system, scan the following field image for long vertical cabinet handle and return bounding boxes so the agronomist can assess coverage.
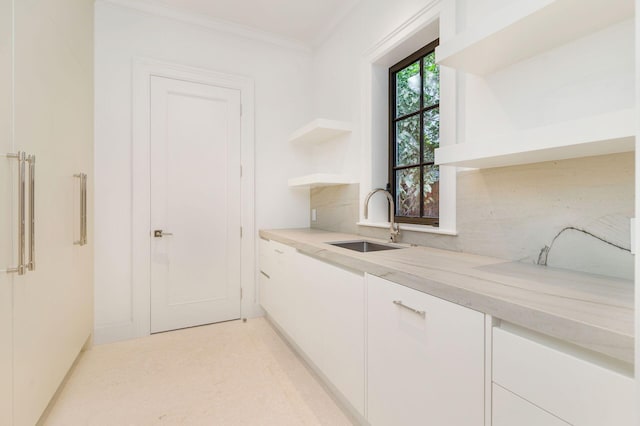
[82,173,87,245]
[74,173,87,246]
[27,155,35,271]
[5,152,26,274]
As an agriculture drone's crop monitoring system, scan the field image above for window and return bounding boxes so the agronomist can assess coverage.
[389,40,440,226]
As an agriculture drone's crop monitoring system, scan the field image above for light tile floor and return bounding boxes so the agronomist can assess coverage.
[42,318,354,426]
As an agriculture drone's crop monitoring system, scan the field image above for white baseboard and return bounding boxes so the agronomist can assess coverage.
[93,321,138,345]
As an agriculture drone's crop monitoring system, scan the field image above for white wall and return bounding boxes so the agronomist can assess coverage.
[94,1,313,342]
[310,0,635,280]
[311,0,634,199]
[308,0,458,231]
[310,0,441,183]
[95,0,635,341]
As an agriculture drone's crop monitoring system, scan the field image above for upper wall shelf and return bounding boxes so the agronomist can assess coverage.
[289,119,353,145]
[436,0,634,75]
[435,108,635,169]
[288,173,353,188]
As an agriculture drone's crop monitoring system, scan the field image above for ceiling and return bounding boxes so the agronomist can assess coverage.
[152,0,360,45]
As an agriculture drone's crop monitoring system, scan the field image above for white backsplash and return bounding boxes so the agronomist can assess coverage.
[311,153,634,280]
[310,184,360,235]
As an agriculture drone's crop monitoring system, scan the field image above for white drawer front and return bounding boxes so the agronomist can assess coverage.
[493,327,634,426]
[493,384,569,426]
[367,274,485,426]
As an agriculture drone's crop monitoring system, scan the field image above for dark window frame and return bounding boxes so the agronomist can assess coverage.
[388,39,440,226]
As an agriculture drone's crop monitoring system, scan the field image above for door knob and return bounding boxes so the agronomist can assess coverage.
[154,230,173,238]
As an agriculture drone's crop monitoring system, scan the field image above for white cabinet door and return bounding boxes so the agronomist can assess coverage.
[0,0,13,423]
[367,274,485,426]
[10,1,94,425]
[493,384,569,426]
[258,238,276,314]
[267,240,298,336]
[295,252,365,416]
[258,238,274,276]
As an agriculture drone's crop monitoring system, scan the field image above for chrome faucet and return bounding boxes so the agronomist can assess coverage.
[364,188,400,243]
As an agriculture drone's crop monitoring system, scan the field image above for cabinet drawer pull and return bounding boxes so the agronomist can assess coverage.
[393,300,426,317]
[260,270,270,279]
[274,249,284,254]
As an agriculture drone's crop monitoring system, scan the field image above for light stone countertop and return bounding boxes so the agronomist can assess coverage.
[259,228,634,364]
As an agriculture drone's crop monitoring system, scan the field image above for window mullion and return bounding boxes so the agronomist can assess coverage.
[424,103,439,113]
[394,109,421,123]
[394,163,422,171]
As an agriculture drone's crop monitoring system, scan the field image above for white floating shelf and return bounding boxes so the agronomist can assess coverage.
[288,119,352,145]
[288,173,353,188]
[436,0,634,75]
[435,109,636,169]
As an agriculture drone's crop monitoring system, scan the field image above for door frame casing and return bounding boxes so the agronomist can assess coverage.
[131,58,256,338]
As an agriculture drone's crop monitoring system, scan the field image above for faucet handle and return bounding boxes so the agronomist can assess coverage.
[389,223,400,242]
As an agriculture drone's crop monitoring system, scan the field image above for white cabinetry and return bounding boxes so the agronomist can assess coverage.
[259,239,298,336]
[260,237,637,426]
[366,274,485,426]
[0,1,12,424]
[259,240,365,417]
[493,383,569,426]
[258,238,274,313]
[295,253,365,416]
[492,326,635,426]
[1,1,94,425]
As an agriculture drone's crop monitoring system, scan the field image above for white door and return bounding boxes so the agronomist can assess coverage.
[150,76,242,333]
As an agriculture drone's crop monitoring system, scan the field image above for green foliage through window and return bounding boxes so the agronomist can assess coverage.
[390,42,440,225]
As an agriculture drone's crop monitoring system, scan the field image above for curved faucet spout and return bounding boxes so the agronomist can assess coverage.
[363,188,400,243]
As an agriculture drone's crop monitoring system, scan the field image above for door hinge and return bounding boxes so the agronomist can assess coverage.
[240,287,243,299]
[240,227,243,238]
[240,104,243,117]
[240,165,243,177]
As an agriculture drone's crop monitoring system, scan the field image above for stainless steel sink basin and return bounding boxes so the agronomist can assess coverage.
[327,240,401,253]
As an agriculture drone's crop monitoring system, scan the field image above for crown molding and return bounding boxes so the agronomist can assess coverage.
[97,0,312,53]
[364,0,441,62]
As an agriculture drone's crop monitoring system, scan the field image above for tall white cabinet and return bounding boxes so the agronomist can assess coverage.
[0,1,94,425]
[0,1,14,424]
